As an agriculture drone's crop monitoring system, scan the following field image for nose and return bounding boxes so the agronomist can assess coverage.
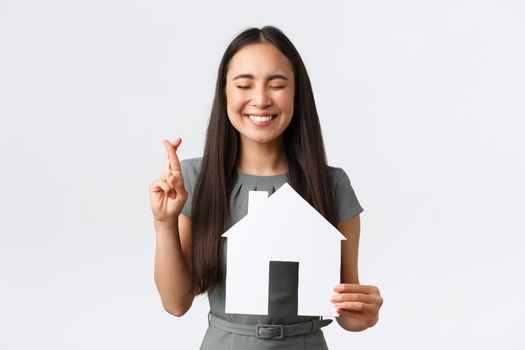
[251,85,273,108]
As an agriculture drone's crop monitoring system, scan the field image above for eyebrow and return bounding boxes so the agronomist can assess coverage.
[232,74,289,81]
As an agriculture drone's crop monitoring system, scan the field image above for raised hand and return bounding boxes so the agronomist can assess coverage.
[149,137,188,223]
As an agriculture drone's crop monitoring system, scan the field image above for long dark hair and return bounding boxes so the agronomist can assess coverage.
[191,26,338,294]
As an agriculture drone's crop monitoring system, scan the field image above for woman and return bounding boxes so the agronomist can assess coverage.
[149,26,383,349]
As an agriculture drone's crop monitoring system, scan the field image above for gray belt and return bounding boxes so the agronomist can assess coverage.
[208,313,332,340]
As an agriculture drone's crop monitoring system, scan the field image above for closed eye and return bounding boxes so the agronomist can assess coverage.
[236,85,286,90]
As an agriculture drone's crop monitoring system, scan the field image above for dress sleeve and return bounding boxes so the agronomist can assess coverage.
[333,168,364,224]
[180,159,196,217]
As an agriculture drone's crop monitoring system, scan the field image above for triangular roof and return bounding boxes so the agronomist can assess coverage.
[222,183,345,240]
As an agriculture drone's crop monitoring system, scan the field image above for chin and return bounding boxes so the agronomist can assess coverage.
[250,137,274,144]
[244,133,277,144]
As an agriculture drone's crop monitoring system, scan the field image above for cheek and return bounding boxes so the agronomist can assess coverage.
[226,94,247,116]
[274,91,295,115]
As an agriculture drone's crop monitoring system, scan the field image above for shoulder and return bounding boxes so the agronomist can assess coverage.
[180,157,203,179]
[180,156,203,194]
[326,164,364,223]
[326,165,351,190]
[180,156,202,172]
[179,157,202,217]
[327,165,346,177]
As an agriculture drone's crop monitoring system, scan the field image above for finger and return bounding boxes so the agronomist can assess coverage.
[171,170,188,202]
[331,293,379,305]
[163,138,181,171]
[163,138,182,172]
[160,178,173,197]
[165,172,178,188]
[164,168,183,187]
[165,153,170,172]
[333,301,376,314]
[161,177,177,199]
[335,308,371,321]
[164,139,182,172]
[162,171,186,201]
[150,177,171,196]
[333,284,380,295]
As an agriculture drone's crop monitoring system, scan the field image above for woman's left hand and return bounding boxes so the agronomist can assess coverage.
[330,284,383,328]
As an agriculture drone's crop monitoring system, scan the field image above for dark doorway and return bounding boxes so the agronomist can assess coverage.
[268,261,299,322]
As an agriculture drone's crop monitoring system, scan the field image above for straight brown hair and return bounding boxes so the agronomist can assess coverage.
[191,26,338,294]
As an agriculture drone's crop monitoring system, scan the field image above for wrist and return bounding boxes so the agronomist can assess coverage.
[154,217,179,233]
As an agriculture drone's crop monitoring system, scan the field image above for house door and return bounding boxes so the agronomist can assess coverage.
[268,261,299,318]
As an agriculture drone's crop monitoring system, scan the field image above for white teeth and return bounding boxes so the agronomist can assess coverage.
[248,115,274,122]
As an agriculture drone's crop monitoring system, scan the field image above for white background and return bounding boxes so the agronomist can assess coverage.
[1,0,524,349]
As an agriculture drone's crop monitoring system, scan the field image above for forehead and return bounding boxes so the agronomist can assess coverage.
[226,43,294,79]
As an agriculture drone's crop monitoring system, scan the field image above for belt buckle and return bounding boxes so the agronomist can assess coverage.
[256,324,285,340]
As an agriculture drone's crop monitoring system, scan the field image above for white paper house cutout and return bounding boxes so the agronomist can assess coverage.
[222,182,345,317]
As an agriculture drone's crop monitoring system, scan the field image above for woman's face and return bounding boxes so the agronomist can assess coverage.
[225,43,295,146]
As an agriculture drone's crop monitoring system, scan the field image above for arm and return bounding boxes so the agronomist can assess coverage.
[154,213,195,316]
[150,138,195,317]
[332,214,383,331]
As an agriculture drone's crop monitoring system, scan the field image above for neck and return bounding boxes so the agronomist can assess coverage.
[236,135,288,176]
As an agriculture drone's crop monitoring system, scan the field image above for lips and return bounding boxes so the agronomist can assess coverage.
[244,114,277,126]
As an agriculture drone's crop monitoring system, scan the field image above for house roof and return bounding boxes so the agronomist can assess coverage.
[222,183,346,241]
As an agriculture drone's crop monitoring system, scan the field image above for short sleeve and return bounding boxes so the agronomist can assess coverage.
[180,158,201,217]
[332,167,364,224]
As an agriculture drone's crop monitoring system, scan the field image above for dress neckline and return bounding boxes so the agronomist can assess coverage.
[235,168,288,178]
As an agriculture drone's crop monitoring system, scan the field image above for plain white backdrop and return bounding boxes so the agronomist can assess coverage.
[1,0,524,349]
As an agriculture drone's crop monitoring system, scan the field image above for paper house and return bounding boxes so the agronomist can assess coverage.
[222,183,345,317]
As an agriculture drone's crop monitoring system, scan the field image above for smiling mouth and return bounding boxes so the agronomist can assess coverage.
[244,114,277,123]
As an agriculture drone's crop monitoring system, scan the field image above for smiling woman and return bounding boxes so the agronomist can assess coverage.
[149,25,383,350]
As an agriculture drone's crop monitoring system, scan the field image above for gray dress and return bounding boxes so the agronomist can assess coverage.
[180,157,364,350]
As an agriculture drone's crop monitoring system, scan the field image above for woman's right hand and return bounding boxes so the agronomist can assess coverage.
[149,137,188,224]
